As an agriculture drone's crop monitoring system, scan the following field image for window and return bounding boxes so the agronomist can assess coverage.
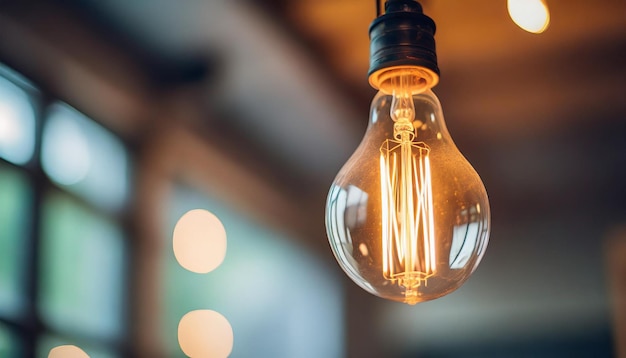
[39,191,127,341]
[0,64,131,356]
[42,103,130,211]
[0,322,22,357]
[0,165,31,318]
[1,62,344,357]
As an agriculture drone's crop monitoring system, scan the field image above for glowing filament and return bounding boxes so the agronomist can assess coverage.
[380,76,436,304]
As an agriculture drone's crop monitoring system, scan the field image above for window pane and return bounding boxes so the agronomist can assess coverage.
[0,323,22,357]
[39,191,126,341]
[41,103,130,211]
[163,186,344,358]
[0,73,36,165]
[37,334,117,358]
[0,165,31,317]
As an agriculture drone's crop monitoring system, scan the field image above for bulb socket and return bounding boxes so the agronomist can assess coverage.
[368,0,440,89]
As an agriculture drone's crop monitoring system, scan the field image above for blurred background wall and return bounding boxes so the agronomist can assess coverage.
[0,0,625,357]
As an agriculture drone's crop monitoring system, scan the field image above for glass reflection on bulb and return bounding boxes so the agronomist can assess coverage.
[326,67,490,305]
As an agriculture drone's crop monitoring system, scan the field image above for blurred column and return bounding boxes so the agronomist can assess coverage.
[346,284,385,358]
[131,123,172,356]
[607,225,626,357]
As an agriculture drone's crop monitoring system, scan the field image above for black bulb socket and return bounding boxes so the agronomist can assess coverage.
[368,0,440,82]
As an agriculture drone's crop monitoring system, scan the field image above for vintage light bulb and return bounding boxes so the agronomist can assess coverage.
[325,0,490,305]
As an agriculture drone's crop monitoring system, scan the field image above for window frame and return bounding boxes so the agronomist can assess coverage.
[0,64,134,357]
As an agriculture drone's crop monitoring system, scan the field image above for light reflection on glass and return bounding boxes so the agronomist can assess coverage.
[359,243,369,257]
[345,185,368,228]
[449,205,485,269]
[326,184,375,292]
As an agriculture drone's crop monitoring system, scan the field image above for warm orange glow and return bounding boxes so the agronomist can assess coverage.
[507,0,550,34]
[380,141,436,304]
[48,345,90,358]
[178,310,234,358]
[173,209,227,274]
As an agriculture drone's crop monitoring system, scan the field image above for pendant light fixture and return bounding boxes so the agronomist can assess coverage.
[325,0,491,305]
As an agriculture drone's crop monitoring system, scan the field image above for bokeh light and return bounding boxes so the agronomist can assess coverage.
[48,345,90,358]
[178,310,234,358]
[41,103,130,212]
[41,111,91,186]
[507,0,550,34]
[0,76,36,165]
[0,104,21,147]
[173,209,227,274]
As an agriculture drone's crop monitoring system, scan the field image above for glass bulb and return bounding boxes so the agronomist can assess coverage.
[325,67,490,305]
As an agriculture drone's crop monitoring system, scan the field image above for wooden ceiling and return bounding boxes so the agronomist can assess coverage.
[268,0,626,139]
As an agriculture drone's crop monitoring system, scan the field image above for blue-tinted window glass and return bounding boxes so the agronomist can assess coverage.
[0,322,22,357]
[0,164,31,318]
[37,334,117,358]
[39,191,126,341]
[0,73,36,165]
[41,103,130,212]
[163,185,344,358]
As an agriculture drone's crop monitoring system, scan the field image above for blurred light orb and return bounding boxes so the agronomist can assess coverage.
[0,103,21,146]
[173,209,227,274]
[41,115,91,186]
[178,310,234,358]
[507,0,550,34]
[0,76,36,165]
[48,345,90,358]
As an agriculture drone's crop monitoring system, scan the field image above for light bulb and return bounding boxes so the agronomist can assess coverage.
[325,0,490,305]
[507,0,550,34]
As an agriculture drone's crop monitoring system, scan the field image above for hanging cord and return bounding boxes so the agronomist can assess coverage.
[376,0,382,17]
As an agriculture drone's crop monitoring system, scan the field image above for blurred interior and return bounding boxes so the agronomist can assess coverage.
[0,0,625,357]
